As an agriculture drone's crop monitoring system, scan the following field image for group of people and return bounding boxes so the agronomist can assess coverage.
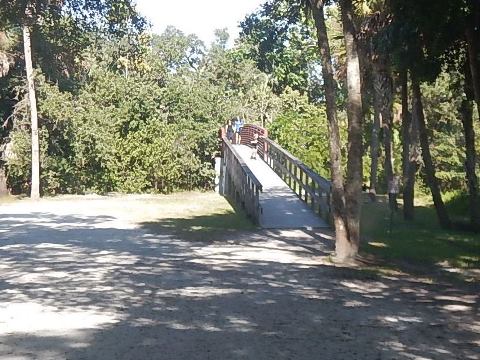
[224,116,259,160]
[226,116,244,144]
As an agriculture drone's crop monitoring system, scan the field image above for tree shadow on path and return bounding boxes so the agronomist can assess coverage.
[0,210,478,360]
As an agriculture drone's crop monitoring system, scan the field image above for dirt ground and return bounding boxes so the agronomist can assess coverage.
[0,194,479,360]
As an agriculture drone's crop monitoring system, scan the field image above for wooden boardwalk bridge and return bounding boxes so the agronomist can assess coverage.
[218,124,331,229]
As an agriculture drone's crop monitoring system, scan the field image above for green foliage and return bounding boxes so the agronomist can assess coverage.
[238,0,322,98]
[7,66,218,194]
[268,89,330,178]
[444,190,470,221]
[386,0,464,79]
[151,27,204,73]
[5,26,283,195]
[421,71,468,192]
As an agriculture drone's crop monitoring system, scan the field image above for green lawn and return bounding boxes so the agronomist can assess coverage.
[360,196,480,272]
[137,191,256,241]
[0,195,20,204]
[1,192,256,241]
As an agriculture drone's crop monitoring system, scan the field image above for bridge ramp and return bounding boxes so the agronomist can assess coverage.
[234,145,328,229]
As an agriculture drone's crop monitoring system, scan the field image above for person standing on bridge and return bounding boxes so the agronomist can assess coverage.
[226,119,234,142]
[250,133,259,160]
[234,116,244,144]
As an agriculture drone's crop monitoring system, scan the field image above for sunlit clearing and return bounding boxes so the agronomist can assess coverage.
[368,242,388,248]
[192,244,327,266]
[341,280,388,294]
[226,316,257,333]
[160,286,242,298]
[442,304,472,312]
[0,302,120,334]
[380,316,422,323]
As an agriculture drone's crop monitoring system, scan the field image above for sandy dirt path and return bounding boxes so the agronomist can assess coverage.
[0,195,479,360]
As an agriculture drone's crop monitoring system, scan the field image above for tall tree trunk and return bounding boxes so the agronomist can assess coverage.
[460,98,480,230]
[370,74,381,192]
[381,73,394,185]
[339,0,364,260]
[412,76,451,229]
[466,26,480,120]
[23,24,40,200]
[466,0,480,120]
[373,67,394,186]
[401,71,415,220]
[310,0,349,254]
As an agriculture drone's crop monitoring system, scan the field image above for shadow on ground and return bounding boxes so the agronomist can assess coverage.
[0,207,479,360]
[139,211,256,242]
[360,197,480,283]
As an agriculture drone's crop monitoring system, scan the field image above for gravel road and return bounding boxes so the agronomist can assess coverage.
[0,195,479,360]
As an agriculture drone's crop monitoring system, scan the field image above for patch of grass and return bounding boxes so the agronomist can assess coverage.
[138,191,256,241]
[360,196,480,271]
[444,191,470,223]
[0,195,22,204]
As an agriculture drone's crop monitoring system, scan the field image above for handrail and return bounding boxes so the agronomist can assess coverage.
[261,137,332,224]
[221,135,263,224]
[223,136,263,189]
[262,138,331,189]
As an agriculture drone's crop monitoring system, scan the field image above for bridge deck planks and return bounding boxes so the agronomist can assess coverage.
[233,144,329,229]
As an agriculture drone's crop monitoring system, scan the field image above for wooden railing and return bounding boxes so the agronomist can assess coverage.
[220,135,263,224]
[239,124,268,147]
[260,138,332,224]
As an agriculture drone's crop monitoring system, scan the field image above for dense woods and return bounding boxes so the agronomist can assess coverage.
[1,0,479,260]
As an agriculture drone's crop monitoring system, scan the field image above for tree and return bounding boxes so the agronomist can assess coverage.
[240,0,367,259]
[400,70,416,220]
[338,0,364,258]
[307,0,350,260]
[359,2,394,194]
[369,79,381,191]
[465,0,480,121]
[5,23,283,195]
[412,75,451,228]
[387,0,460,228]
[1,1,54,199]
[23,16,40,199]
[459,64,480,229]
[460,96,480,229]
[239,0,322,98]
[305,0,365,261]
[0,27,19,194]
[0,0,145,198]
[268,89,331,178]
[152,26,205,74]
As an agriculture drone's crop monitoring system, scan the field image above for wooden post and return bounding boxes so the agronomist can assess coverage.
[311,181,316,211]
